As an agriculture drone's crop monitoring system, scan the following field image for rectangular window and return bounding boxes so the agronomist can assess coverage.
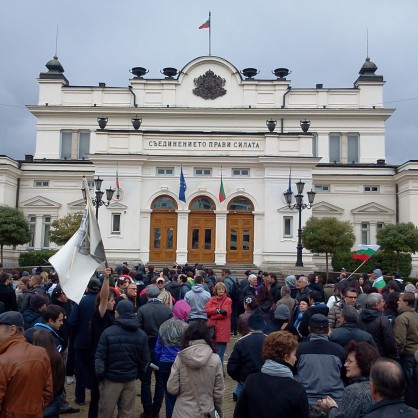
[347,133,359,163]
[194,168,212,176]
[78,132,90,159]
[364,185,380,193]
[28,216,36,248]
[232,168,250,177]
[34,181,49,187]
[42,216,51,248]
[377,222,384,230]
[156,167,174,176]
[314,185,330,193]
[329,133,341,163]
[361,222,370,245]
[312,133,318,158]
[283,216,293,238]
[60,130,90,160]
[111,213,121,235]
[60,131,72,160]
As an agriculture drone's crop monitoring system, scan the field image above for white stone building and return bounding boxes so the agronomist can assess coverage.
[1,54,417,273]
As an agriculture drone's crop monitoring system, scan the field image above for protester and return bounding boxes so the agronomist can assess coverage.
[137,285,172,418]
[167,321,224,418]
[237,295,259,336]
[317,341,379,418]
[328,287,358,329]
[263,304,298,336]
[184,276,211,322]
[33,330,65,418]
[276,286,295,319]
[205,282,232,365]
[0,311,53,416]
[362,358,418,417]
[0,271,18,311]
[228,310,267,401]
[23,293,48,330]
[96,300,150,417]
[298,290,329,337]
[295,276,310,302]
[155,299,191,418]
[234,331,309,418]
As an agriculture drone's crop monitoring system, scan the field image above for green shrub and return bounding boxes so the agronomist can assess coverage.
[332,250,412,279]
[18,249,58,267]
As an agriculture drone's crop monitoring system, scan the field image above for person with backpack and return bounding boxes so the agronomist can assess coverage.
[223,269,242,336]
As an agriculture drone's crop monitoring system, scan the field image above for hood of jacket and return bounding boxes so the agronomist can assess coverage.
[191,284,205,293]
[114,313,140,331]
[360,307,382,322]
[22,307,42,323]
[178,339,214,369]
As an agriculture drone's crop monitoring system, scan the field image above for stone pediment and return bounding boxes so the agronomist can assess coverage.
[312,201,344,215]
[20,196,61,209]
[68,199,86,210]
[351,202,394,215]
[107,201,127,210]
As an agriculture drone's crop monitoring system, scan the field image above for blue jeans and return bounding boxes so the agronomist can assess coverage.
[216,342,227,367]
[159,361,176,418]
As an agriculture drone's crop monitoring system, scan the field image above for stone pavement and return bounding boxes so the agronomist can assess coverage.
[65,335,240,418]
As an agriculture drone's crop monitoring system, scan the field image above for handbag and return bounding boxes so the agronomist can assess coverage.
[183,364,217,418]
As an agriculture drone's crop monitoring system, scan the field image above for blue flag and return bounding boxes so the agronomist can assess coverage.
[179,167,187,202]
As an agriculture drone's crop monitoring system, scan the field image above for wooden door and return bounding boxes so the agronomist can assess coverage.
[188,213,215,263]
[149,212,177,262]
[226,213,254,263]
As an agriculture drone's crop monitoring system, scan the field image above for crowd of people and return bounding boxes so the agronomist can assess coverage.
[0,262,418,418]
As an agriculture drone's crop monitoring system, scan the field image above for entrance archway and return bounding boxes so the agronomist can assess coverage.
[226,197,254,263]
[149,195,177,262]
[188,196,216,263]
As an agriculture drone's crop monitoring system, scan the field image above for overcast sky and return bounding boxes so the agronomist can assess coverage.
[1,0,417,164]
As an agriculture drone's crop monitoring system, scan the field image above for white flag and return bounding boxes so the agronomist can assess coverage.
[49,178,106,304]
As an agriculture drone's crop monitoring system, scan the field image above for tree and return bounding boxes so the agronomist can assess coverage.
[376,222,418,273]
[0,205,31,265]
[302,217,355,279]
[49,212,83,246]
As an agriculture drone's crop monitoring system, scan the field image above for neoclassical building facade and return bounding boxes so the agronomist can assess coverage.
[1,54,417,273]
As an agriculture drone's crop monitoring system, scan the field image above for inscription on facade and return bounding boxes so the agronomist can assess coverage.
[147,139,261,150]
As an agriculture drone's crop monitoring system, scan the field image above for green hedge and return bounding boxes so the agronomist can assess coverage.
[332,250,412,279]
[18,249,58,267]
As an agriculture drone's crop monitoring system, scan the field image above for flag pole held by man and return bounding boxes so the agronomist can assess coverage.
[49,177,106,304]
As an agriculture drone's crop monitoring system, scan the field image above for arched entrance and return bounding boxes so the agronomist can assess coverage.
[149,196,177,262]
[188,196,216,263]
[227,197,254,263]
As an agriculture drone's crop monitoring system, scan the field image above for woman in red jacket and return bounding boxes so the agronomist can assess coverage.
[205,282,232,366]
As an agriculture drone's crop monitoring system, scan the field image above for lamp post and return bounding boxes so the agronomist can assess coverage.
[283,180,316,267]
[82,176,115,219]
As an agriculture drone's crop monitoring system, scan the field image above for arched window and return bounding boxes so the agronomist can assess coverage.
[228,197,254,212]
[189,196,215,211]
[151,195,177,210]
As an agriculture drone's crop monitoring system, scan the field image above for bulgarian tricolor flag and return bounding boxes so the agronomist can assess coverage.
[352,244,380,261]
[199,17,210,29]
[219,172,226,203]
[115,166,121,200]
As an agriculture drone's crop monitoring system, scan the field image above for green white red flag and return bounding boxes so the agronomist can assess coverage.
[115,166,121,200]
[199,18,210,29]
[219,173,226,202]
[352,244,380,262]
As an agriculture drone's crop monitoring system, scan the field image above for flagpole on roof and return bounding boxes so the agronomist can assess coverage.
[209,11,211,56]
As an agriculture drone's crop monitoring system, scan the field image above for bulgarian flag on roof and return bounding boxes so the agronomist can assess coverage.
[352,244,380,261]
[219,172,226,203]
[199,17,210,29]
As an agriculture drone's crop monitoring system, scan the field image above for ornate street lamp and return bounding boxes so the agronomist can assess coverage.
[266,119,277,132]
[131,116,142,130]
[81,176,115,219]
[97,117,108,130]
[300,119,311,133]
[283,179,316,267]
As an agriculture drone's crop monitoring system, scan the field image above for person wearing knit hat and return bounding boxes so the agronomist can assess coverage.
[115,299,134,316]
[404,284,416,294]
[155,300,191,418]
[22,294,47,330]
[227,310,268,401]
[264,305,299,336]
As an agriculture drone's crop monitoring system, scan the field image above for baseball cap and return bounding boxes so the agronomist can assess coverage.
[309,314,328,329]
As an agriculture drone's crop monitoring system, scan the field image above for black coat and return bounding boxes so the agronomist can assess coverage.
[361,399,418,417]
[95,314,150,383]
[330,323,377,349]
[234,370,309,418]
[227,331,266,384]
[298,303,329,337]
[0,283,17,311]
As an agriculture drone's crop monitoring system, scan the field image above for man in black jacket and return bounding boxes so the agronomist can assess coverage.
[330,305,377,349]
[298,290,329,338]
[358,293,399,359]
[137,285,172,418]
[95,300,149,417]
[0,273,17,312]
[362,358,418,417]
